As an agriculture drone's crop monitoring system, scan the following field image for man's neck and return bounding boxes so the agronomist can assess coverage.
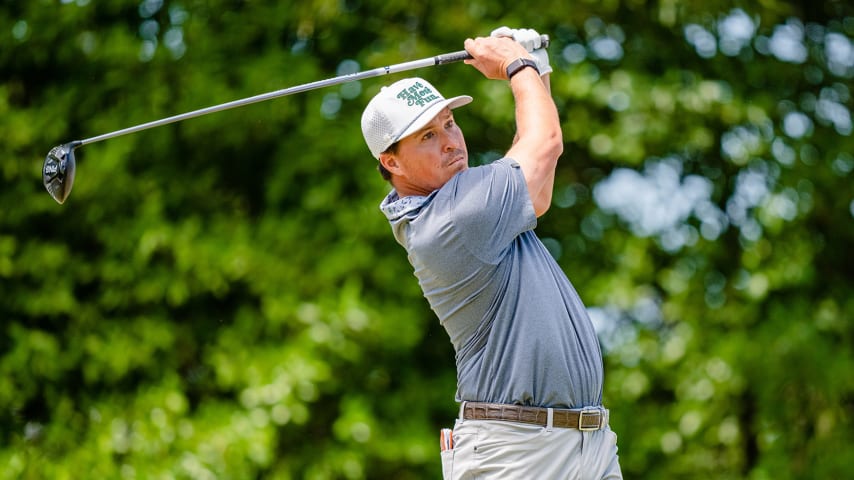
[392,180,433,198]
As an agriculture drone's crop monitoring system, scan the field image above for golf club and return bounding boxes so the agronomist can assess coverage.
[42,35,548,204]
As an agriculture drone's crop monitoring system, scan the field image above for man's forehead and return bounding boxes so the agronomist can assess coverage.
[415,108,453,132]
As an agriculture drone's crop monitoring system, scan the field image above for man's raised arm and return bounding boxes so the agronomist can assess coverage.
[464,34,563,217]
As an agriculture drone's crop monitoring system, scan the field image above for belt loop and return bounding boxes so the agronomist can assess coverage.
[546,408,554,432]
[459,401,468,421]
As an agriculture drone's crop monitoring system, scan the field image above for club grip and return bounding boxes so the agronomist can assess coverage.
[435,34,550,65]
[436,50,473,64]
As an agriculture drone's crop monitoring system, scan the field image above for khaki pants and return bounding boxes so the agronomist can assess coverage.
[441,418,622,480]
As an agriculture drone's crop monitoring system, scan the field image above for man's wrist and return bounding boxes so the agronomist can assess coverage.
[506,58,540,80]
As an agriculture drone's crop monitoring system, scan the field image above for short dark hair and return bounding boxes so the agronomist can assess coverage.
[378,142,399,182]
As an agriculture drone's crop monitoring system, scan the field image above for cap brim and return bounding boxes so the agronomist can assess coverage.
[395,95,473,144]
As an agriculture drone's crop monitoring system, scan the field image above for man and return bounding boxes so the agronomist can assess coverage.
[361,28,623,479]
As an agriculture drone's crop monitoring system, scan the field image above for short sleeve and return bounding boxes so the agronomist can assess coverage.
[443,158,537,264]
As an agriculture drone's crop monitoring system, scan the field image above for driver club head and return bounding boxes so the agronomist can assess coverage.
[43,141,81,204]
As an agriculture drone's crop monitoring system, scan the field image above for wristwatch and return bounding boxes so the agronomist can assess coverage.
[506,58,540,80]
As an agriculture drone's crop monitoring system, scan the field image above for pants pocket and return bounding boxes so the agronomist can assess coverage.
[440,428,455,479]
[440,449,454,479]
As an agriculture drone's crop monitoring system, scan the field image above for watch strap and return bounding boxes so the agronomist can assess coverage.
[506,58,540,80]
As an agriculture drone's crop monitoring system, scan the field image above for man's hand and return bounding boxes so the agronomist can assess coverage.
[490,26,544,50]
[490,26,553,76]
[463,36,533,80]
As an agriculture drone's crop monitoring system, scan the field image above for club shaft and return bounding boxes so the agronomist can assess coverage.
[78,50,474,146]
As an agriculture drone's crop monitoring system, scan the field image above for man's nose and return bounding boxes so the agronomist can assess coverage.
[441,131,460,151]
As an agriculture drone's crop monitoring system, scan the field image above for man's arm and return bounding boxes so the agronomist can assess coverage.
[464,36,563,217]
[511,73,556,215]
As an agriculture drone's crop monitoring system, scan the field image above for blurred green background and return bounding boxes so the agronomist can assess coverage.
[2,0,853,478]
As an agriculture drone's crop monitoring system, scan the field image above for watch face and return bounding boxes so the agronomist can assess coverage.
[507,58,539,79]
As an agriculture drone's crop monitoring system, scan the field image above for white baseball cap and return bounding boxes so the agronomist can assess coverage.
[361,77,472,159]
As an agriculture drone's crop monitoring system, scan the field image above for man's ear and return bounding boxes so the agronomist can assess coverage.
[379,152,401,175]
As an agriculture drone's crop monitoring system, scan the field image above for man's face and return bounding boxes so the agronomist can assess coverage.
[381,108,468,196]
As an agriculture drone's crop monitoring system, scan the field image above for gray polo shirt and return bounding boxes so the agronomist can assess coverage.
[380,158,603,408]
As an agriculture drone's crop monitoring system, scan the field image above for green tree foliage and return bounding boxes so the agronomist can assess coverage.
[2,1,852,478]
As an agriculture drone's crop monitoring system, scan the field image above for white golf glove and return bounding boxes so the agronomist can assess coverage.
[490,26,552,76]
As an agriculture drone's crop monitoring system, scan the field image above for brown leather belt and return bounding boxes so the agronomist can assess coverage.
[462,402,608,431]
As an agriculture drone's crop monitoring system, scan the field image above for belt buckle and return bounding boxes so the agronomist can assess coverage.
[578,408,602,431]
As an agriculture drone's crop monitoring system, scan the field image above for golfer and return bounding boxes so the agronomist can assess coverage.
[361,27,622,479]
